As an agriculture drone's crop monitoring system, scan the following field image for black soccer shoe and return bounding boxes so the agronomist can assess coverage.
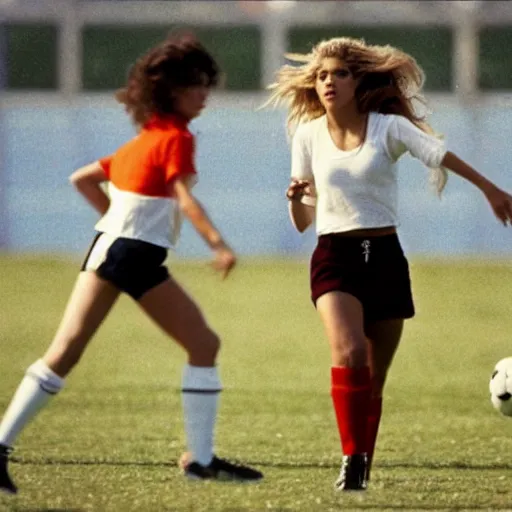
[180,452,263,482]
[0,444,17,495]
[334,453,368,491]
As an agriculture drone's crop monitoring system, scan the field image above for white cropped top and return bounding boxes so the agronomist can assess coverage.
[291,112,447,235]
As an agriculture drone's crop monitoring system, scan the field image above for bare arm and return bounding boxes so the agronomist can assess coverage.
[69,161,110,215]
[441,151,496,193]
[172,177,225,249]
[288,200,315,233]
[172,177,236,278]
[286,178,315,233]
[441,151,512,226]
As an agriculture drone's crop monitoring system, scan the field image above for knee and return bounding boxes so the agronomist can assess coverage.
[331,337,368,367]
[204,329,221,359]
[187,328,220,366]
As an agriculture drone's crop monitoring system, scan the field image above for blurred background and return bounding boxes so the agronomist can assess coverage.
[1,0,511,259]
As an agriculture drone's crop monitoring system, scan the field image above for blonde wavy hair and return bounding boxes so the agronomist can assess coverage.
[265,37,447,194]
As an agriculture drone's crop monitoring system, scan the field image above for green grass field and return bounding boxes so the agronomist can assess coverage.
[1,254,512,511]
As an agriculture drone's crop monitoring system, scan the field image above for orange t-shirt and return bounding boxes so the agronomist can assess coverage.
[98,115,197,197]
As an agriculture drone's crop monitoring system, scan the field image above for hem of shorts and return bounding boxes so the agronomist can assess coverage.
[311,288,415,322]
[316,223,399,236]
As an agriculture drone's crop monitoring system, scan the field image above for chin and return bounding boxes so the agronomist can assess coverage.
[191,109,204,119]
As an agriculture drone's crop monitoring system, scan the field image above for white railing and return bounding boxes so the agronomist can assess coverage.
[2,0,511,99]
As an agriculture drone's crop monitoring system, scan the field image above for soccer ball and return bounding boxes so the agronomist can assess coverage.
[489,357,512,417]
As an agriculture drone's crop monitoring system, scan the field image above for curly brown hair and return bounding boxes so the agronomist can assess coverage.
[116,32,220,126]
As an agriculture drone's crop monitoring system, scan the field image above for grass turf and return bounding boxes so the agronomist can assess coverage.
[1,254,512,511]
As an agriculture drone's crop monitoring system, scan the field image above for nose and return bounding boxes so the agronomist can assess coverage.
[323,79,334,92]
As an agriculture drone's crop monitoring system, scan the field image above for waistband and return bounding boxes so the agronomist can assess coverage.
[322,226,397,238]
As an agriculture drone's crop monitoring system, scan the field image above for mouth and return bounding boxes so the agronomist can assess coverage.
[324,90,336,101]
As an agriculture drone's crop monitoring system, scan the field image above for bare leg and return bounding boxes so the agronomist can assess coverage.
[43,271,121,376]
[138,277,221,467]
[316,291,367,368]
[0,270,120,494]
[316,291,371,490]
[137,277,219,366]
[365,319,404,398]
[364,318,404,480]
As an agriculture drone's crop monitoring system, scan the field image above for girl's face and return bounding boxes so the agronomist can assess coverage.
[173,84,210,120]
[315,57,358,112]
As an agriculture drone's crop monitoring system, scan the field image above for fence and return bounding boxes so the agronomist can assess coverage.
[2,94,512,258]
[1,1,512,257]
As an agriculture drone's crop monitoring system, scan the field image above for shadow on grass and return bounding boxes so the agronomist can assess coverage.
[5,506,510,512]
[9,457,512,472]
[9,509,84,512]
[327,508,512,511]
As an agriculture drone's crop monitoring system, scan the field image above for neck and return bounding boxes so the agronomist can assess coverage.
[326,101,365,132]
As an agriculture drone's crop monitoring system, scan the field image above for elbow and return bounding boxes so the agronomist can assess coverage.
[291,218,310,233]
[295,222,308,233]
[69,169,90,191]
[178,197,197,218]
[69,174,87,193]
[69,170,81,187]
[289,205,312,233]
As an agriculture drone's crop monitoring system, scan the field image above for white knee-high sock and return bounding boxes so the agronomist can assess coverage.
[0,359,64,447]
[181,364,222,466]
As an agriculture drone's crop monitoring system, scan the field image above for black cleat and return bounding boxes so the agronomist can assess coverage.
[0,444,17,495]
[179,452,263,482]
[335,453,368,491]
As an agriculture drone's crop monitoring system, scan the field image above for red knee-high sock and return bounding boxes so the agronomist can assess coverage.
[331,366,371,455]
[366,396,383,479]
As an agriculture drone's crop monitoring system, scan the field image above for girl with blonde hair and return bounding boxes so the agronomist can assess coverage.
[267,37,512,491]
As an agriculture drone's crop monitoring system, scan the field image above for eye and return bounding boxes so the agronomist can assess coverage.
[318,71,328,81]
[335,69,350,78]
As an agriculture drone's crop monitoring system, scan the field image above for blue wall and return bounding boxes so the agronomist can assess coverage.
[2,100,512,258]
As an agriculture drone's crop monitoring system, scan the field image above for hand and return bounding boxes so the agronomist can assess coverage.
[286,178,313,201]
[484,185,512,226]
[211,243,237,279]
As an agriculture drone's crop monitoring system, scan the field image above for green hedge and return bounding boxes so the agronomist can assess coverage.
[81,25,261,91]
[4,22,512,92]
[479,26,512,90]
[4,23,58,89]
[288,26,453,91]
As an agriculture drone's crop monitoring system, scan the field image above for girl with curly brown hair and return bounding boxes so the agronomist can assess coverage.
[0,33,262,494]
[266,36,512,491]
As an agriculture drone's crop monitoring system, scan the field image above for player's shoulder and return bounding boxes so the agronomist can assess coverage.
[296,115,324,135]
[140,124,194,156]
[293,115,325,147]
[370,111,398,130]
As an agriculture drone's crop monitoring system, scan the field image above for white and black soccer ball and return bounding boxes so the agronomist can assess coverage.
[489,357,512,417]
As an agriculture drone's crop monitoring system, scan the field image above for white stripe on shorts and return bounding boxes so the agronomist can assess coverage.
[84,233,117,272]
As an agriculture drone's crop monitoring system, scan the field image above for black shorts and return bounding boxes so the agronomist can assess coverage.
[81,233,169,300]
[310,233,415,323]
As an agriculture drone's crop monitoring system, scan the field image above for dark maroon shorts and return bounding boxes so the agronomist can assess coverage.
[310,233,415,323]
